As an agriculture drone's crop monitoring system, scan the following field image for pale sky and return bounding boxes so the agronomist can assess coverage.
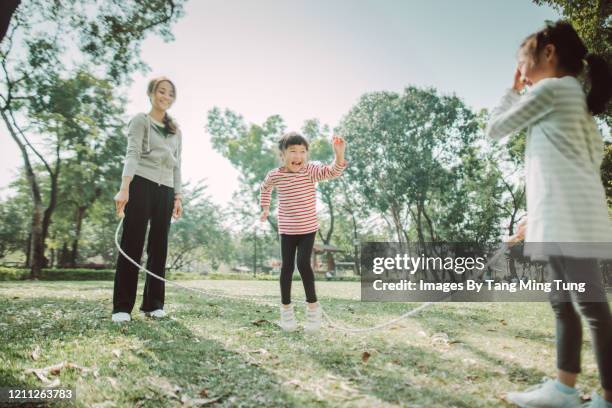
[0,0,561,205]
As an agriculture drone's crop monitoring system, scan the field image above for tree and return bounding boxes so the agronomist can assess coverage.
[167,182,233,272]
[0,0,185,278]
[207,108,285,233]
[0,189,30,261]
[338,87,505,281]
[339,87,499,242]
[302,120,336,260]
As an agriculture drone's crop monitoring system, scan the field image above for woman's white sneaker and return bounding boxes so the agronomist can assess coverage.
[506,379,581,408]
[279,305,297,331]
[111,312,131,323]
[143,309,166,318]
[304,303,322,333]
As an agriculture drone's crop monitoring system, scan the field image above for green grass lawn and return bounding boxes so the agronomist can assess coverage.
[0,280,606,407]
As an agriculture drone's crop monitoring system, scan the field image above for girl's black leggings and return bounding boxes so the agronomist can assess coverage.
[548,256,612,390]
[280,232,317,305]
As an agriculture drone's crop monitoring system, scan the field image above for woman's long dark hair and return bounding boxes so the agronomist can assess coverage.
[521,20,611,115]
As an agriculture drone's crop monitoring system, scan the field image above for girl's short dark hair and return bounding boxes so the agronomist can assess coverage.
[521,20,611,115]
[278,132,309,151]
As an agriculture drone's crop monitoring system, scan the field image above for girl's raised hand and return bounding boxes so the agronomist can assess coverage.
[512,68,530,92]
[332,134,346,158]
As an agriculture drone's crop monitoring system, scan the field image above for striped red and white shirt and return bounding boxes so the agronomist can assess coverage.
[260,160,348,235]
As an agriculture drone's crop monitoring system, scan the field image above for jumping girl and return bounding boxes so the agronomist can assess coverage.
[486,21,612,408]
[112,76,183,323]
[260,132,347,333]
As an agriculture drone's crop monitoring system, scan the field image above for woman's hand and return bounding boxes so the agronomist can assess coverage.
[172,197,183,220]
[114,189,129,218]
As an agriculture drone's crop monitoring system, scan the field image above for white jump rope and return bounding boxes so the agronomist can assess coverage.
[114,218,512,333]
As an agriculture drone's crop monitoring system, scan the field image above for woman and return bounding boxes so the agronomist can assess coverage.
[112,76,183,323]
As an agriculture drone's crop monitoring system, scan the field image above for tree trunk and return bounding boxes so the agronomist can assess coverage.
[25,232,31,268]
[350,212,360,275]
[69,206,87,267]
[29,204,44,279]
[0,0,20,43]
[41,144,61,259]
[1,110,44,278]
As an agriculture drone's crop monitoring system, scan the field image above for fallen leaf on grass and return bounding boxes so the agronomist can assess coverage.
[181,394,226,406]
[282,379,301,388]
[106,377,118,389]
[431,332,450,349]
[91,402,116,408]
[462,358,477,365]
[247,348,268,355]
[251,319,271,326]
[146,376,181,400]
[361,351,371,363]
[26,361,91,385]
[30,345,41,361]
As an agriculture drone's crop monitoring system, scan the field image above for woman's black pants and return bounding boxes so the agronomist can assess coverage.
[113,175,174,314]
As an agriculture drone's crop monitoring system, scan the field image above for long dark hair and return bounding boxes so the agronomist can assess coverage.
[147,76,178,134]
[521,20,611,115]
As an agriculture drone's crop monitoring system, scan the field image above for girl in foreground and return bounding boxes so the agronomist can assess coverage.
[486,21,612,408]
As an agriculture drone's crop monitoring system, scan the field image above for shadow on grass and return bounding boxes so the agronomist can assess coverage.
[0,294,317,407]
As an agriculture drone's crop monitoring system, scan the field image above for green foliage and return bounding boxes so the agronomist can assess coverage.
[338,87,503,244]
[0,0,186,277]
[167,182,234,271]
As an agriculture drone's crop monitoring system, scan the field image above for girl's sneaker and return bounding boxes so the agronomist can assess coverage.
[279,305,297,331]
[582,392,612,408]
[304,303,322,333]
[111,312,131,323]
[506,379,581,408]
